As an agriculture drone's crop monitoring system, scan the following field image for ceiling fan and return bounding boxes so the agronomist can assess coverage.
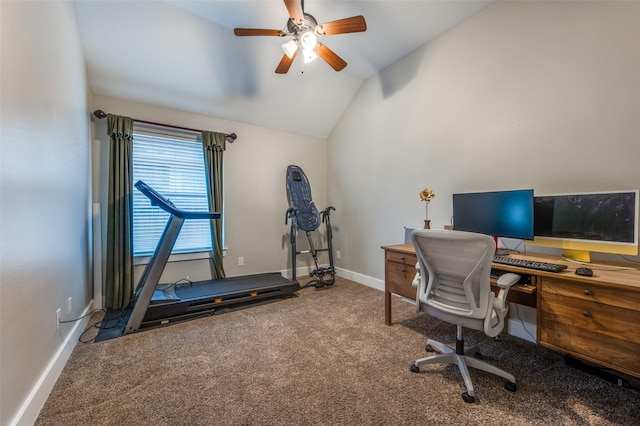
[233,0,367,74]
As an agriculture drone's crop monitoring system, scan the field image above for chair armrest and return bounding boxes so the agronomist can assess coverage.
[492,272,521,316]
[496,273,520,289]
[413,261,423,312]
[412,262,420,288]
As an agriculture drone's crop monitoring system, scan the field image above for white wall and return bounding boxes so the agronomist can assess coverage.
[328,0,640,282]
[0,1,92,424]
[91,95,329,286]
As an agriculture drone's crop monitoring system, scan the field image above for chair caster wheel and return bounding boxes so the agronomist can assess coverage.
[494,335,502,342]
[425,344,434,352]
[410,364,420,373]
[473,352,483,360]
[462,392,475,403]
[505,382,517,392]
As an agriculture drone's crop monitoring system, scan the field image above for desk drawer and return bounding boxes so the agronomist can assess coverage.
[540,291,640,344]
[542,277,640,310]
[539,291,640,377]
[386,260,417,300]
[386,251,417,266]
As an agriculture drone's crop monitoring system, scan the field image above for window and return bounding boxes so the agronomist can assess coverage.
[132,123,212,257]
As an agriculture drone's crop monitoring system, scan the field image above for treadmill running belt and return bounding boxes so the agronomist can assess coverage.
[174,273,293,299]
[95,273,299,341]
[143,272,299,324]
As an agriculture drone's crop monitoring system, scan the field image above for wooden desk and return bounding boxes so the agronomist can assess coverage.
[382,244,418,326]
[381,243,640,378]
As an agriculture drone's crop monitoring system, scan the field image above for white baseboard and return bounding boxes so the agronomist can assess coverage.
[335,267,384,291]
[320,266,538,345]
[280,264,316,280]
[280,265,384,292]
[10,302,95,426]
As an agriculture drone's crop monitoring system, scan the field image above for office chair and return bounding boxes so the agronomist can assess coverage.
[409,229,520,403]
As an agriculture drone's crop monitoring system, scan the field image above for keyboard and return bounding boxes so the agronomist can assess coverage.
[493,255,568,273]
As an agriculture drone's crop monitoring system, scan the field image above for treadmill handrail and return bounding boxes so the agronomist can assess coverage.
[135,180,221,220]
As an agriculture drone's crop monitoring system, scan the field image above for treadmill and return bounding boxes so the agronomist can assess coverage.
[123,180,300,335]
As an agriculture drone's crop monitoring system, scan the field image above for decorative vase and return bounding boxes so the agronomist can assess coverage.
[423,202,430,229]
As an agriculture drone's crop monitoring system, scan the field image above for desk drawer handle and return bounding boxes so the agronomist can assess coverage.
[401,268,407,273]
[400,256,405,261]
[583,311,592,318]
[583,289,592,296]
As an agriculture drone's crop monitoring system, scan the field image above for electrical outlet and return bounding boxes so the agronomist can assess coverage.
[56,308,61,330]
[67,297,72,314]
[238,256,244,266]
[336,250,341,259]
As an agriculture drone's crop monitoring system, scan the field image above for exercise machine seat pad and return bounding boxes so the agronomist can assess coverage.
[286,165,320,232]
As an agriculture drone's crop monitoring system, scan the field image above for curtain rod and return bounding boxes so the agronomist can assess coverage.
[92,109,237,143]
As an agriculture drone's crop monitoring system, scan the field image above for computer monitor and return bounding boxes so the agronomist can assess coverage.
[452,189,535,244]
[529,190,639,262]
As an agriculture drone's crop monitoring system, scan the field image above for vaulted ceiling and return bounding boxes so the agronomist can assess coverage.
[75,1,492,138]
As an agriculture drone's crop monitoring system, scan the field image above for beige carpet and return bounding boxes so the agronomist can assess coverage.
[36,277,638,425]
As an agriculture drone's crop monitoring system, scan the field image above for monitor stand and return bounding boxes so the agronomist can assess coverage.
[492,236,510,256]
[562,249,591,263]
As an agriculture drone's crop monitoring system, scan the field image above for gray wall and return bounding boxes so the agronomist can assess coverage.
[328,0,640,281]
[0,1,92,424]
[3,1,640,423]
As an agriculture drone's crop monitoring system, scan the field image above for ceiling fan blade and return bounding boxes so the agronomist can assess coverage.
[316,15,367,36]
[284,0,304,25]
[276,52,297,74]
[234,28,286,37]
[315,43,347,72]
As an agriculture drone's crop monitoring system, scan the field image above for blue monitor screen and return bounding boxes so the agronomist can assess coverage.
[452,189,534,240]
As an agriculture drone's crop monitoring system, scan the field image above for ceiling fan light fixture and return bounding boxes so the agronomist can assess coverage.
[299,31,317,50]
[303,47,318,63]
[281,39,298,59]
[299,30,318,63]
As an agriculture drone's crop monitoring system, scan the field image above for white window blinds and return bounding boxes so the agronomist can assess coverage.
[132,124,212,256]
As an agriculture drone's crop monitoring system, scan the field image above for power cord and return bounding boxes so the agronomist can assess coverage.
[616,254,640,267]
[79,314,129,343]
[77,307,132,343]
[560,255,640,271]
[59,308,106,324]
[58,308,112,343]
[158,277,194,294]
[514,304,536,342]
[174,277,193,286]
[497,237,525,254]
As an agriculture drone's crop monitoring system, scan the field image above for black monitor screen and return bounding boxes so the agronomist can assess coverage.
[534,191,637,243]
[453,189,534,240]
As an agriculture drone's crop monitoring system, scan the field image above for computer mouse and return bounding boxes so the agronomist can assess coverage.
[575,267,593,277]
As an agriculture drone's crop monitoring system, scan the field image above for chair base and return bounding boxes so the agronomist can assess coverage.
[410,338,517,403]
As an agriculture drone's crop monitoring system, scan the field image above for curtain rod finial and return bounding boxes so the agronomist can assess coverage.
[226,133,237,143]
[93,109,107,119]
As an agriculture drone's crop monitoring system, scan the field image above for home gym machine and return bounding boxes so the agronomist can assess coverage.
[285,165,336,289]
[120,180,300,336]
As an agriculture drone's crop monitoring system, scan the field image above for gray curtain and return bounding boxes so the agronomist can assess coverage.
[201,131,226,278]
[105,114,135,309]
